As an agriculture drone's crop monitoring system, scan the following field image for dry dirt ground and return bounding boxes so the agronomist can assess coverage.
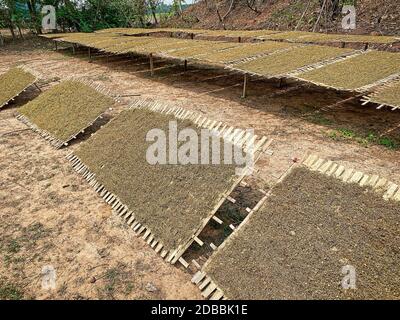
[0,37,399,299]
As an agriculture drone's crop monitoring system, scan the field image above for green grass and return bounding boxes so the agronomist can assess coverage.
[307,114,333,126]
[378,137,397,150]
[0,281,24,300]
[97,264,134,299]
[6,240,21,254]
[327,128,398,150]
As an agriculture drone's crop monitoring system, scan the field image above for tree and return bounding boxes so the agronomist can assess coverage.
[246,0,261,14]
[0,0,18,40]
[0,0,166,34]
[147,0,161,25]
[26,0,41,34]
[212,0,236,30]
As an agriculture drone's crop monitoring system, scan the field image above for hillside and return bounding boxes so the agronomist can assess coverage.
[166,0,399,35]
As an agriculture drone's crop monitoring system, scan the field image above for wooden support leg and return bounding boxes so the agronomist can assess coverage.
[88,47,92,63]
[364,42,369,50]
[341,41,346,48]
[184,59,188,72]
[34,83,42,92]
[238,36,241,43]
[72,44,75,55]
[278,78,284,88]
[54,40,58,51]
[149,53,154,76]
[241,74,248,99]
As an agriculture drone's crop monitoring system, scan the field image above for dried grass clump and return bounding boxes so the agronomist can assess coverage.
[299,33,397,44]
[205,167,400,300]
[74,108,237,252]
[197,29,270,37]
[132,38,193,54]
[260,31,312,41]
[79,36,122,48]
[167,41,240,59]
[233,45,353,77]
[202,41,295,64]
[101,37,155,53]
[95,28,149,35]
[368,80,400,108]
[258,31,397,44]
[40,33,67,39]
[0,67,36,109]
[18,80,113,143]
[58,33,114,46]
[298,51,400,91]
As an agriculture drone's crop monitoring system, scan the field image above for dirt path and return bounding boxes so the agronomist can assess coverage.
[0,38,399,299]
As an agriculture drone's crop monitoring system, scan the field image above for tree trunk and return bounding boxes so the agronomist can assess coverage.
[27,0,42,34]
[313,0,328,32]
[17,25,24,39]
[9,26,16,41]
[151,7,158,25]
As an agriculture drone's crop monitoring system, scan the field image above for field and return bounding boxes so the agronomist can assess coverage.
[0,34,400,300]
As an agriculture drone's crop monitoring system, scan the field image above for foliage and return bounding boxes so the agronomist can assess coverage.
[0,0,178,37]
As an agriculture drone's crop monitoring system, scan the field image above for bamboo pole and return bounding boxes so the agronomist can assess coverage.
[241,74,248,98]
[149,53,154,76]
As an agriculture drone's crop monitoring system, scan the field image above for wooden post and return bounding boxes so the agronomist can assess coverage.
[149,53,154,76]
[238,36,241,43]
[34,83,42,92]
[184,59,188,72]
[191,33,194,40]
[341,42,346,48]
[54,40,58,51]
[88,47,92,63]
[364,42,369,50]
[278,78,283,88]
[241,74,248,99]
[72,44,75,54]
